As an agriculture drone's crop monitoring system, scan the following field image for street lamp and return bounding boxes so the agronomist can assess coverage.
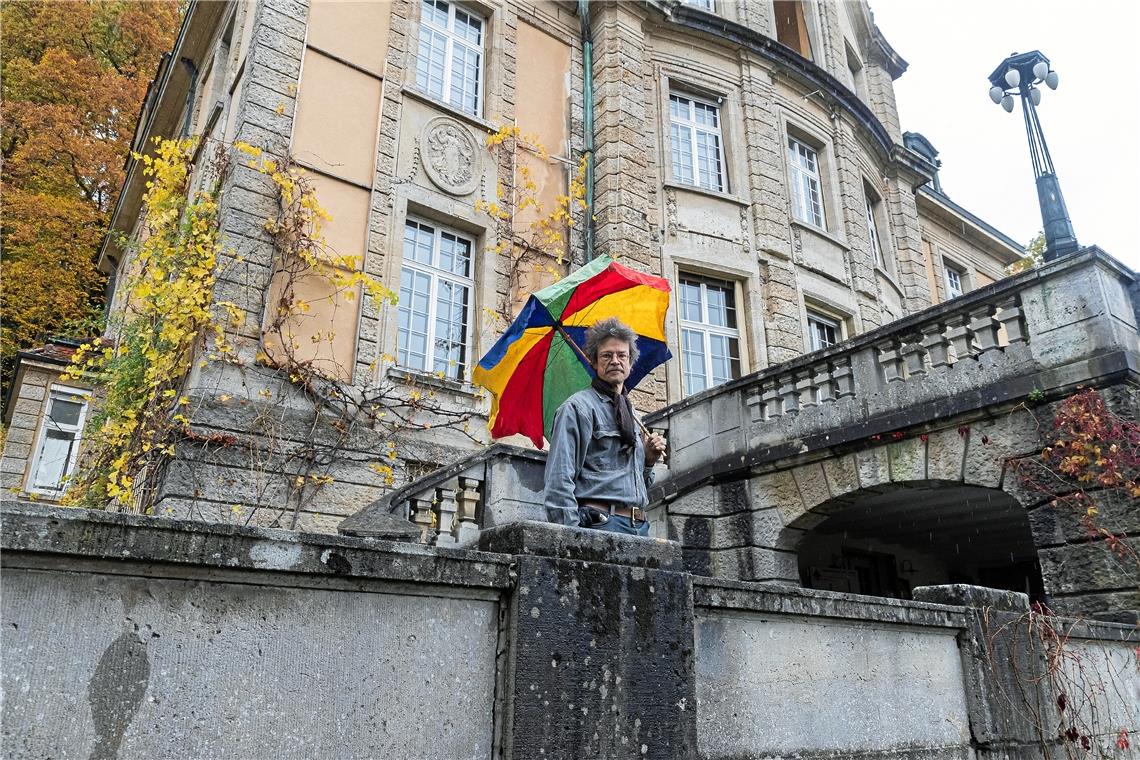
[987,51,1078,261]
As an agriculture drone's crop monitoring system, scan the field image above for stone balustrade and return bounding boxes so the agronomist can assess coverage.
[647,247,1139,499]
[338,444,547,546]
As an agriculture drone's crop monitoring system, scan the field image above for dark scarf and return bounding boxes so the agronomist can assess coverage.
[591,376,637,451]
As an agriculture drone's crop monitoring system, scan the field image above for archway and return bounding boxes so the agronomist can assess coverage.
[794,483,1044,603]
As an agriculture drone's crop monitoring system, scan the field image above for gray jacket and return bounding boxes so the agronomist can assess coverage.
[543,387,654,526]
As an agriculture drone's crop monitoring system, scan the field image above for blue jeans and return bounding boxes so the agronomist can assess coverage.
[579,507,650,537]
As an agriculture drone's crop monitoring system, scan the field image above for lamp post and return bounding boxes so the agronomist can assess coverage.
[987,51,1078,261]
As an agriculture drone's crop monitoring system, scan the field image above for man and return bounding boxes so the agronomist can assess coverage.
[543,317,668,536]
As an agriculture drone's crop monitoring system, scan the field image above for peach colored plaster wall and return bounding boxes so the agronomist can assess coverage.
[282,3,389,380]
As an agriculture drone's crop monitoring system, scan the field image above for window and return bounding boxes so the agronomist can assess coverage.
[679,276,742,396]
[807,311,840,352]
[864,188,885,268]
[773,1,813,60]
[28,386,89,495]
[669,93,726,193]
[944,261,965,299]
[399,218,474,380]
[416,0,484,116]
[680,0,714,9]
[788,137,825,228]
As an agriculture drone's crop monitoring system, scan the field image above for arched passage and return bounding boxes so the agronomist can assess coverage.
[793,482,1044,602]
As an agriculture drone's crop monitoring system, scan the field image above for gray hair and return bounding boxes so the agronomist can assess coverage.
[584,317,640,365]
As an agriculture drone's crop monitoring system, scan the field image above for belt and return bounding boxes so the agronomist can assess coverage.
[580,500,646,522]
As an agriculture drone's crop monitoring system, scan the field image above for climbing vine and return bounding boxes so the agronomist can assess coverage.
[63,137,228,507]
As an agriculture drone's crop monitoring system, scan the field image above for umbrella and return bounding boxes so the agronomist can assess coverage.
[472,256,672,448]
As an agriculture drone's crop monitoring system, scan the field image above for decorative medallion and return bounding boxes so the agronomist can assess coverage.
[420,117,481,196]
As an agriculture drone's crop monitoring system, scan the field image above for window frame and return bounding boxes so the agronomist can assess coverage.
[863,183,886,269]
[680,0,715,10]
[397,216,477,381]
[944,260,965,299]
[26,384,89,496]
[669,91,728,194]
[678,274,743,397]
[787,136,826,229]
[416,0,486,117]
[806,309,842,353]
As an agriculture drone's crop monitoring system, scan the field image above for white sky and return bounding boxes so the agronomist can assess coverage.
[870,0,1140,269]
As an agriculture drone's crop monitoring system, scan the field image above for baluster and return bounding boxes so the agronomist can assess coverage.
[797,371,817,409]
[995,297,1027,345]
[901,338,926,378]
[435,485,458,545]
[779,375,800,415]
[831,361,855,399]
[813,366,833,403]
[945,314,973,363]
[969,306,1000,353]
[409,496,435,544]
[454,476,482,544]
[746,390,764,423]
[877,340,905,383]
[921,323,951,369]
[761,383,781,420]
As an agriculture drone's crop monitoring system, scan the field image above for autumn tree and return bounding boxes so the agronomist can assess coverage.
[0,0,180,398]
[1007,231,1046,275]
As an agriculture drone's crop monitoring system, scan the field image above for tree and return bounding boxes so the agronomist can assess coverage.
[1007,231,1045,275]
[0,0,180,399]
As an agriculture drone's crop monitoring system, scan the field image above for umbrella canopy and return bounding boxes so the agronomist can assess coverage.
[473,256,671,448]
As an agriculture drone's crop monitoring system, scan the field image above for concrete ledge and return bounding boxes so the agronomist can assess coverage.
[913,583,1031,613]
[694,577,969,629]
[1,501,512,589]
[477,520,684,571]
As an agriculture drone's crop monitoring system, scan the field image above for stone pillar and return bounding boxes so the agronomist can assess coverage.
[479,521,696,760]
[590,3,655,274]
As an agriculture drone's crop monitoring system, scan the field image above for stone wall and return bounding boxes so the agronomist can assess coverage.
[4,505,1137,760]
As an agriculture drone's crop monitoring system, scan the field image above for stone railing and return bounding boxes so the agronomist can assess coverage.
[338,443,547,546]
[647,247,1139,497]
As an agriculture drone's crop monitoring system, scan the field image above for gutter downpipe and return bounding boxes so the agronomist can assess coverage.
[578,0,595,261]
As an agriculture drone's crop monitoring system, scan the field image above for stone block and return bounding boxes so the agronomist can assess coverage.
[926,426,966,483]
[1038,537,1140,595]
[791,462,832,511]
[856,446,891,490]
[1027,490,1140,548]
[822,453,860,498]
[478,520,683,571]
[888,437,927,483]
[750,470,804,522]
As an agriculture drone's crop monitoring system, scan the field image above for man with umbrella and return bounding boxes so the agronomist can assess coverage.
[542,317,668,536]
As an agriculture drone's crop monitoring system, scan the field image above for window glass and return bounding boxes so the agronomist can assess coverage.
[417,0,484,116]
[29,388,88,494]
[788,137,825,228]
[807,311,840,352]
[398,218,474,379]
[670,93,726,193]
[945,263,964,299]
[679,275,742,396]
[865,191,884,268]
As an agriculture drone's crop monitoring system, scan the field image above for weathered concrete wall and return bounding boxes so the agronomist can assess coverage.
[2,504,510,760]
[695,581,972,760]
[4,505,1137,760]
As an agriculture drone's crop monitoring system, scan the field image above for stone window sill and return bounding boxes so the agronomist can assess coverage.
[663,180,749,208]
[386,366,482,399]
[402,87,497,134]
[791,219,850,252]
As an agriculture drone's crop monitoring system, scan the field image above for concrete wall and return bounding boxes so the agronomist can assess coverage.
[4,505,1137,760]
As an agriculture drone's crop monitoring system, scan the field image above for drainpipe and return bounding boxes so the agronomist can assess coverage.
[578,0,596,260]
[179,57,199,138]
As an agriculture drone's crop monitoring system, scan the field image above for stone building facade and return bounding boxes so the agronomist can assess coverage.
[3,0,1021,528]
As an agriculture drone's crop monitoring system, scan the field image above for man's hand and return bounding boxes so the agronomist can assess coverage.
[644,431,668,467]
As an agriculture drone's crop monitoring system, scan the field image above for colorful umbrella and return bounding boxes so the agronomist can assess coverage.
[473,256,672,448]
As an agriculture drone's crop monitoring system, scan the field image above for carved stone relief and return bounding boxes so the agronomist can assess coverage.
[420,117,481,196]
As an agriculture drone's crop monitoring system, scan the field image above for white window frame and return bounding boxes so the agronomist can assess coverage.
[398,217,476,381]
[680,0,714,10]
[788,136,826,228]
[806,310,841,352]
[944,260,965,299]
[864,191,885,268]
[678,275,742,396]
[416,0,485,116]
[26,384,89,496]
[669,92,727,193]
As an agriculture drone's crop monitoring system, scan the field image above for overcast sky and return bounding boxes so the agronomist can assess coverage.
[870,0,1140,269]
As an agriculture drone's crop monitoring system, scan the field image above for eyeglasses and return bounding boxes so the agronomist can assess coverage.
[599,352,630,363]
